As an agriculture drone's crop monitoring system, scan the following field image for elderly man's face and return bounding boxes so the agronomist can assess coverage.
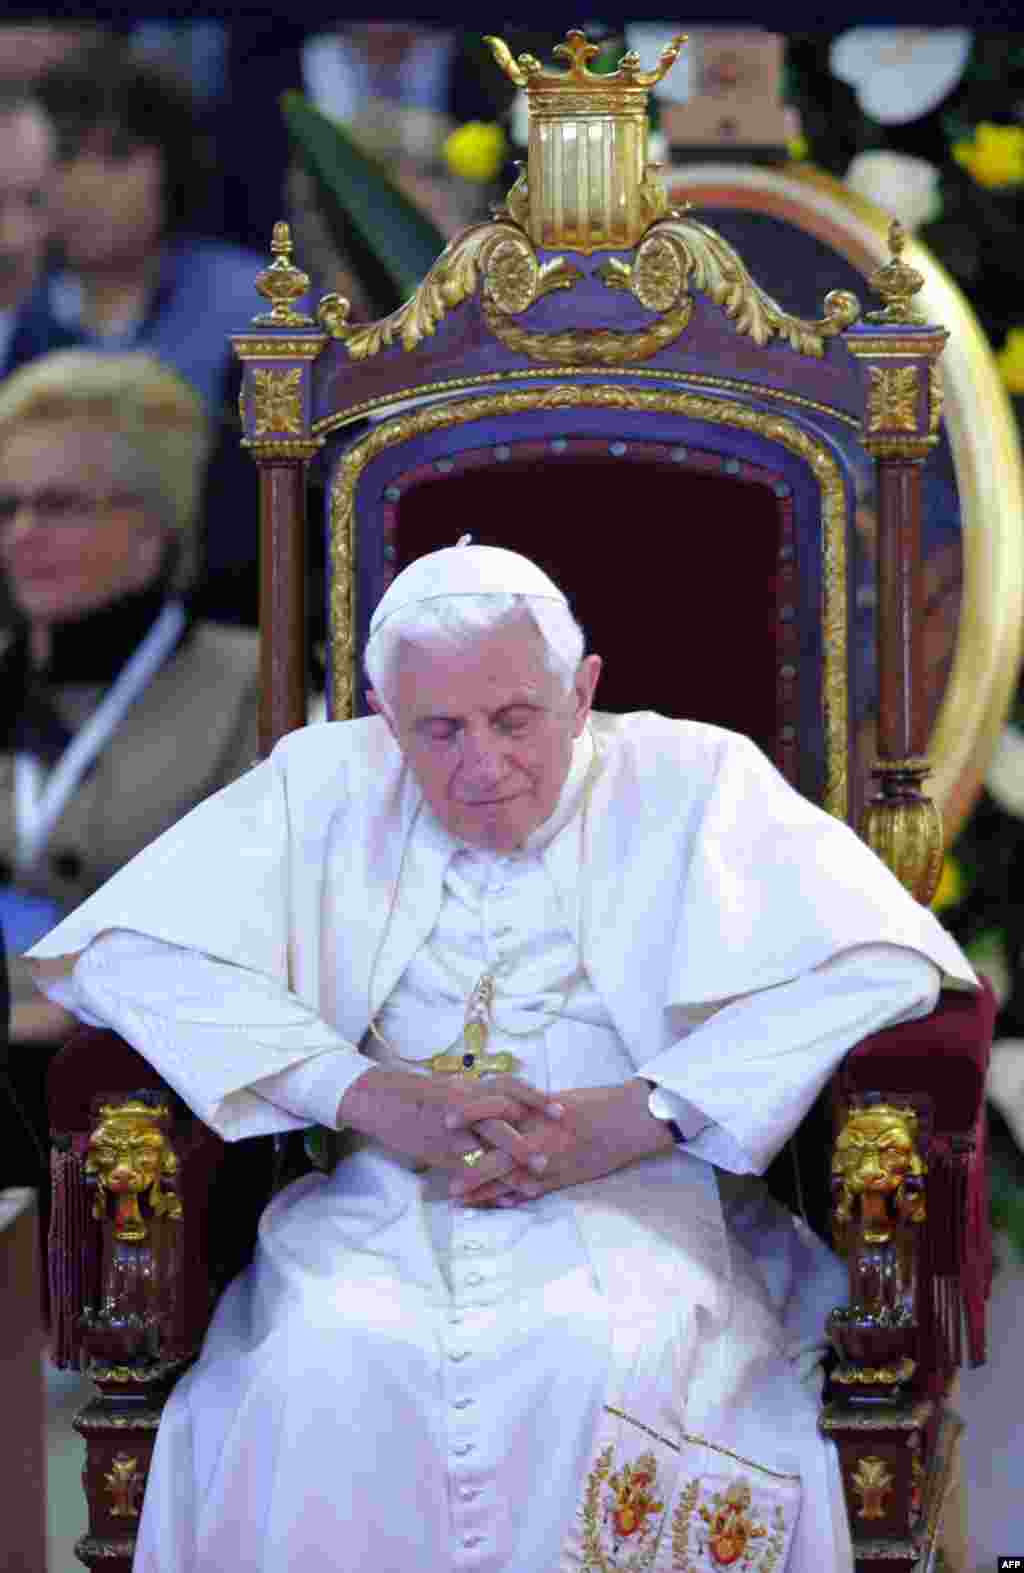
[0,105,52,311]
[369,614,601,852]
[0,420,166,627]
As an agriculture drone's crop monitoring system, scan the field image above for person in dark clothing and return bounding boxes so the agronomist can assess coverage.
[12,40,264,627]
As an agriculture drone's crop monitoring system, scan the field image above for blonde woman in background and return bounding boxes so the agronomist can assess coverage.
[0,350,258,1109]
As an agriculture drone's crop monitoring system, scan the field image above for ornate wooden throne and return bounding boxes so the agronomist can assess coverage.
[46,30,1019,1572]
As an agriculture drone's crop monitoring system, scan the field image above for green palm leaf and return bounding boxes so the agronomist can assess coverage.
[280,90,449,314]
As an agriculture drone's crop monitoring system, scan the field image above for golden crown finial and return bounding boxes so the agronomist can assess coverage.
[866,219,927,325]
[553,29,601,78]
[252,220,314,327]
[485,28,686,93]
[485,29,686,255]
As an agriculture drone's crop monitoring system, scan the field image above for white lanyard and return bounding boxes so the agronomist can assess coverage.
[13,600,187,872]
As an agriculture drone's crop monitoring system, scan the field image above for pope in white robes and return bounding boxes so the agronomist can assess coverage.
[28,542,975,1573]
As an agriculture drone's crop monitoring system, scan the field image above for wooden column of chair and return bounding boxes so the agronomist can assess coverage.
[232,220,327,753]
[849,219,949,911]
[826,231,970,1570]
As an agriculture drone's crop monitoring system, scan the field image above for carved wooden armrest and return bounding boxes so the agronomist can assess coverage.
[47,1030,233,1569]
[827,1099,926,1406]
[821,1089,978,1572]
[48,1030,227,1376]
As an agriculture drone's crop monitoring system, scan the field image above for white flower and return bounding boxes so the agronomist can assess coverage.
[989,1039,1024,1152]
[830,28,972,125]
[509,90,530,150]
[648,130,668,165]
[845,150,942,231]
[625,24,693,102]
[986,723,1024,819]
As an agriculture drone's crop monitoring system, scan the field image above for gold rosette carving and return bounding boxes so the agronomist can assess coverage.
[598,219,861,359]
[484,235,540,314]
[317,220,581,360]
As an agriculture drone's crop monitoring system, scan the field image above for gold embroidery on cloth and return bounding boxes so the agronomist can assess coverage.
[671,1477,787,1571]
[581,1444,667,1570]
[603,1407,800,1481]
[671,1478,702,1572]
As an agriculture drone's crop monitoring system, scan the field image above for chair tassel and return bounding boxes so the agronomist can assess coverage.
[918,1124,988,1382]
[48,1136,99,1369]
[962,1107,990,1367]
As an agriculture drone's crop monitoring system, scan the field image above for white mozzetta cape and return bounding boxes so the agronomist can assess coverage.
[29,713,972,1148]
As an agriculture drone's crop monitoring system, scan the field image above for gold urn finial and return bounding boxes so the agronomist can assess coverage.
[484,28,687,255]
[253,220,314,327]
[866,220,927,325]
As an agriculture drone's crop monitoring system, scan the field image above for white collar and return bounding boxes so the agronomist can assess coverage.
[523,724,596,854]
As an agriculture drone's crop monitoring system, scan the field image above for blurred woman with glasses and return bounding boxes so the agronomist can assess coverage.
[0,348,258,1103]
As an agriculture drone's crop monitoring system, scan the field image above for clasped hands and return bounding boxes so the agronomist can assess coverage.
[339,1068,676,1207]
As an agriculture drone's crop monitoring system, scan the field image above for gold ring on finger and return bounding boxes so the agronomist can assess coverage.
[461,1147,487,1169]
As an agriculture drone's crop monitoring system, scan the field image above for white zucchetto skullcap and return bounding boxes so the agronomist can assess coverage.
[367,534,568,642]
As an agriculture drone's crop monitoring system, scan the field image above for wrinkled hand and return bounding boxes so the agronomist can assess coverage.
[446,1079,676,1206]
[338,1067,566,1175]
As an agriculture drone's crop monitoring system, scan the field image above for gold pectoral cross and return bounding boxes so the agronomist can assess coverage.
[404,974,521,1079]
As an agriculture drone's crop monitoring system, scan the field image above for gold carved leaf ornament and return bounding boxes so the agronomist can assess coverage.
[849,1455,894,1520]
[251,367,304,436]
[316,221,577,361]
[867,366,921,433]
[104,1453,145,1519]
[929,363,944,434]
[315,204,857,369]
[598,217,860,360]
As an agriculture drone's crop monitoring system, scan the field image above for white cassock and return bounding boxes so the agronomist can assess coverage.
[29,712,975,1573]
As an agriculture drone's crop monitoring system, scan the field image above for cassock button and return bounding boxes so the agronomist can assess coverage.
[464,1272,484,1287]
[452,1397,474,1410]
[453,1442,474,1456]
[449,1349,470,1362]
[463,1534,483,1547]
[459,1486,479,1501]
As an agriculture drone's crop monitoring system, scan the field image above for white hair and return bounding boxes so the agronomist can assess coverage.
[364,593,585,713]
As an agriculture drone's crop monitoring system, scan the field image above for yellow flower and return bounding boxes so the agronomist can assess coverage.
[787,134,809,163]
[952,123,1024,188]
[997,328,1024,395]
[444,122,508,183]
[931,855,963,913]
